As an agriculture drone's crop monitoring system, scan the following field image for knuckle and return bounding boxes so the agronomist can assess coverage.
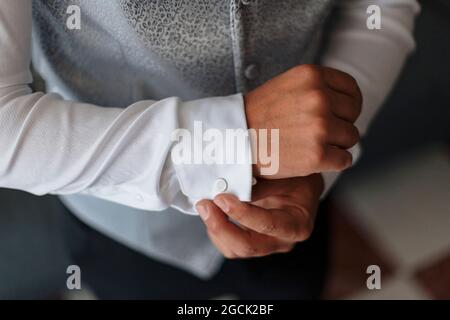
[308,90,330,109]
[292,206,314,242]
[289,65,305,80]
[238,244,258,257]
[345,151,353,166]
[291,64,305,75]
[349,125,360,145]
[346,152,354,167]
[335,152,350,170]
[347,73,358,87]
[297,64,321,81]
[278,244,295,254]
[293,91,305,106]
[259,220,276,235]
[312,117,329,139]
[297,224,314,242]
[355,96,363,117]
[286,223,301,242]
[223,251,238,259]
[349,100,362,122]
[227,205,245,221]
[340,70,358,88]
[349,77,363,106]
[309,145,326,168]
[207,220,220,234]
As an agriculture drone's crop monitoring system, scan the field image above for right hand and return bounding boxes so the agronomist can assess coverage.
[245,64,362,179]
[197,174,324,259]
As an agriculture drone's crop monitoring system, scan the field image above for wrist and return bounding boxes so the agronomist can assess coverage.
[245,94,262,178]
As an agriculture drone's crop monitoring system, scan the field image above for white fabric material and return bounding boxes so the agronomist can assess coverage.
[0,0,419,278]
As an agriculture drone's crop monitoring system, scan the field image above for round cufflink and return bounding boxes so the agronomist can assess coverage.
[213,178,228,194]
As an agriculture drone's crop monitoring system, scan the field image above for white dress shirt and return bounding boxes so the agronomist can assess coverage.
[0,0,420,278]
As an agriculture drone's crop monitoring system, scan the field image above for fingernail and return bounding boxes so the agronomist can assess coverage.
[214,197,230,213]
[196,204,209,221]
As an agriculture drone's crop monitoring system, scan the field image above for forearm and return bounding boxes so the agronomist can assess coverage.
[0,84,252,212]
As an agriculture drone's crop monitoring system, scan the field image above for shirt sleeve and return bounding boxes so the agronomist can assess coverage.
[319,0,421,195]
[0,0,252,215]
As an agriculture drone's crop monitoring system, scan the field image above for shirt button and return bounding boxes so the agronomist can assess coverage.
[213,178,228,194]
[135,194,144,202]
[241,0,256,5]
[244,64,260,80]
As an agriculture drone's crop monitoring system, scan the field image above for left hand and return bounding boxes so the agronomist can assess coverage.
[196,174,324,259]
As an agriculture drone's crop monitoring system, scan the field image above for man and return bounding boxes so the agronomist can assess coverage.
[0,0,419,298]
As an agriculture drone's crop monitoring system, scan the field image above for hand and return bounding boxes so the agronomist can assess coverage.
[245,64,362,179]
[196,174,324,259]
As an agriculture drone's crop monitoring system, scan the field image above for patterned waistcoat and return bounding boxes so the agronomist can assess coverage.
[32,0,336,106]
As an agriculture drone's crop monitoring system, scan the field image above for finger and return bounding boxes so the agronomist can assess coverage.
[329,90,362,123]
[197,203,237,258]
[326,117,360,149]
[251,178,301,201]
[319,146,353,172]
[251,194,291,210]
[322,67,363,104]
[197,200,292,258]
[196,200,239,258]
[208,230,238,259]
[213,194,308,242]
[251,176,321,203]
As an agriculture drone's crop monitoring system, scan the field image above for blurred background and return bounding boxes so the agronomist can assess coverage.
[0,0,449,299]
[323,0,450,299]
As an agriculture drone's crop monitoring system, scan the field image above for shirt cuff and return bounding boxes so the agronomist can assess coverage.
[170,93,253,214]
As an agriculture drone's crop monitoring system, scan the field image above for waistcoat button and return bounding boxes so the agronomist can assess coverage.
[244,64,260,80]
[241,0,256,6]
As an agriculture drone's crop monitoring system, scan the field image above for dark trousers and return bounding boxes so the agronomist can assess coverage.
[63,199,331,300]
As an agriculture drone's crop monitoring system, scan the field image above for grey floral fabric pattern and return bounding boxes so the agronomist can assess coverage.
[32,0,335,104]
[119,0,236,96]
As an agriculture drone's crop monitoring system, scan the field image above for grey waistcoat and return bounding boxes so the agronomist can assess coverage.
[31,0,335,278]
